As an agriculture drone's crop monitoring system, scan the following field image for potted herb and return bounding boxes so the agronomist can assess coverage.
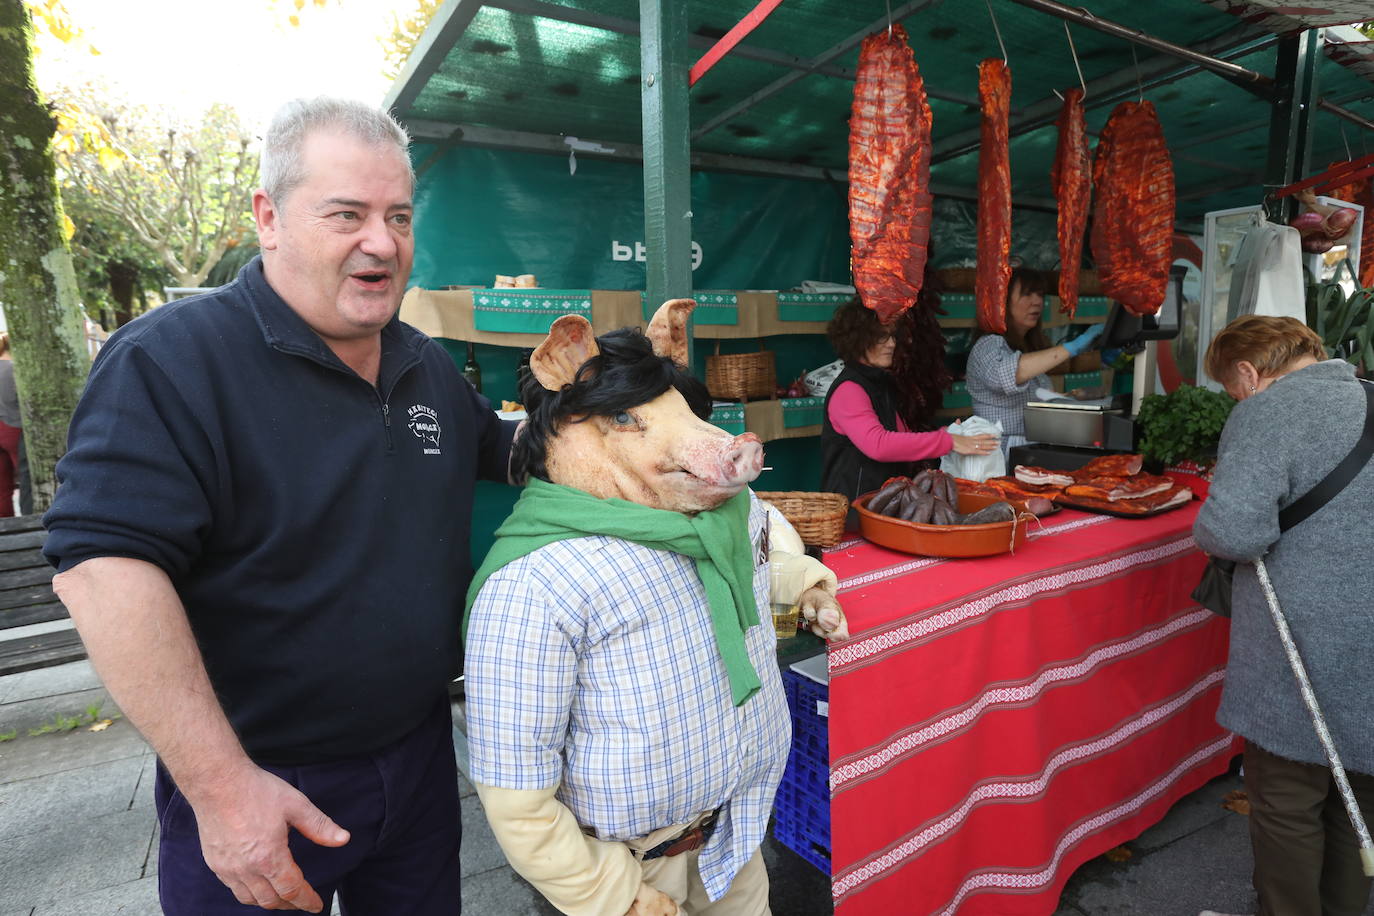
[1135,384,1236,493]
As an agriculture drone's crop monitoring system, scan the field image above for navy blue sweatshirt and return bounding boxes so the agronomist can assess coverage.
[44,259,516,764]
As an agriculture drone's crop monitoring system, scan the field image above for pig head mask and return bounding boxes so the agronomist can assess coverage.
[512,299,764,514]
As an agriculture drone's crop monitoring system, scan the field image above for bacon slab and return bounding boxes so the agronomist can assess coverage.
[1052,88,1091,318]
[955,479,1057,517]
[1014,465,1074,488]
[1073,453,1144,479]
[1091,101,1175,316]
[849,25,933,324]
[982,475,1064,498]
[1059,484,1193,515]
[976,58,1012,333]
[1065,473,1174,502]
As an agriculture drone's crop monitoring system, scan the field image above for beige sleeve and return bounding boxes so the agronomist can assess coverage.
[475,782,641,916]
[765,504,838,605]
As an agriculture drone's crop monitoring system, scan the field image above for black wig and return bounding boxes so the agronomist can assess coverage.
[511,327,713,484]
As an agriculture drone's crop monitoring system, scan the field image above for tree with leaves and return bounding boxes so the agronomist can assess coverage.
[0,0,95,512]
[51,87,259,290]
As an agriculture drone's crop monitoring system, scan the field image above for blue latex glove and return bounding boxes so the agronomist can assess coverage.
[1063,324,1103,357]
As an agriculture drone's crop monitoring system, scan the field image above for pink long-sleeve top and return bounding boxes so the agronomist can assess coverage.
[826,381,953,462]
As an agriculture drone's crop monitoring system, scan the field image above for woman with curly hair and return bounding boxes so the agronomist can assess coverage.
[820,297,998,504]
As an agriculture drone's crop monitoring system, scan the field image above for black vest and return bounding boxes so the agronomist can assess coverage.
[820,363,918,504]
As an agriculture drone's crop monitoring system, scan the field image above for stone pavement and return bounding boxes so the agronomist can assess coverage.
[2,657,1371,915]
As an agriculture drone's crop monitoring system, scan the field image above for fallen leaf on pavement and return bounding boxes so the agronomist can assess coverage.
[1221,789,1250,816]
[88,719,112,732]
[1104,846,1132,862]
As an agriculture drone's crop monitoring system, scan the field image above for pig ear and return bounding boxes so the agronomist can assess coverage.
[531,315,601,391]
[645,298,695,366]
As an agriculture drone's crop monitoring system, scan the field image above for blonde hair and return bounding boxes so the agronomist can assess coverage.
[1204,315,1325,387]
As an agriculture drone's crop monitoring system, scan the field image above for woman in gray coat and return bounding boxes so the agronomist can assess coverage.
[1194,315,1374,916]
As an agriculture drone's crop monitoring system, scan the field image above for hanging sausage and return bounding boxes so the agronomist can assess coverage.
[1051,87,1091,318]
[849,24,933,325]
[1091,100,1175,316]
[976,58,1012,333]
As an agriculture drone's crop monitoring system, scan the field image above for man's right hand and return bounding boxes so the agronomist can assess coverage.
[190,765,350,912]
[625,881,680,916]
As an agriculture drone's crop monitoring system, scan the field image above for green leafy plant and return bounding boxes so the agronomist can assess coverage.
[1306,259,1374,372]
[1136,384,1236,467]
[0,728,17,742]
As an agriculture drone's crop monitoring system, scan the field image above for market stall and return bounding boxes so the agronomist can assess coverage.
[781,503,1240,914]
[383,2,1374,914]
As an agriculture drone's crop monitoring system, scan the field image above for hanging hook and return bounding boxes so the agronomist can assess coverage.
[1130,44,1143,102]
[985,0,1009,64]
[1341,125,1353,162]
[885,0,892,38]
[1063,21,1087,100]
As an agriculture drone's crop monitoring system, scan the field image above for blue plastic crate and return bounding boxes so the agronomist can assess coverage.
[772,671,831,873]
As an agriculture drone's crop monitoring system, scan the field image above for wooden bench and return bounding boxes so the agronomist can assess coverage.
[0,514,83,676]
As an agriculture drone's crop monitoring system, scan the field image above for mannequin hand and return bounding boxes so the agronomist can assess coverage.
[951,433,999,456]
[626,882,680,916]
[799,586,849,641]
[1063,324,1103,357]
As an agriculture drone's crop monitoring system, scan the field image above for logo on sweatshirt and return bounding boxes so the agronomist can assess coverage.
[407,404,441,455]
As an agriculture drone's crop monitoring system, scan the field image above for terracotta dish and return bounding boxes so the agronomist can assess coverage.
[853,491,1032,558]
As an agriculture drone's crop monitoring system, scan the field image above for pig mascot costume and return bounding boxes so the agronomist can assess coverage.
[464,300,847,916]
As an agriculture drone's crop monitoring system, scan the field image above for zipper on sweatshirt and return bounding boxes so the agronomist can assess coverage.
[379,399,394,451]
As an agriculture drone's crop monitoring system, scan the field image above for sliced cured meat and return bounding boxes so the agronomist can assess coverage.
[1073,453,1144,479]
[849,24,933,324]
[1052,88,1091,318]
[1061,484,1193,515]
[1091,101,1175,316]
[1014,465,1074,488]
[1065,473,1173,502]
[975,58,1012,333]
[981,475,1064,497]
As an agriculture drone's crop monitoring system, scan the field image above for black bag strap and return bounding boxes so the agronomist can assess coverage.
[1278,380,1374,532]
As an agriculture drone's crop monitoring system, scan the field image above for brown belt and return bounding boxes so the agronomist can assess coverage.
[640,810,720,861]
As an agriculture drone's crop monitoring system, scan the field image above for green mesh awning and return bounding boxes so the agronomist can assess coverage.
[388,0,1374,219]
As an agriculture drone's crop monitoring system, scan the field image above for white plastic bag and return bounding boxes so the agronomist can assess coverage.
[805,359,845,397]
[939,415,1006,482]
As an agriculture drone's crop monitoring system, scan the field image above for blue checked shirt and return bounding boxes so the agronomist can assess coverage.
[466,495,792,902]
[965,333,1051,455]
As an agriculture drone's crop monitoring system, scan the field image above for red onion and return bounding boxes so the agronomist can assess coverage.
[1302,234,1336,254]
[1290,211,1326,237]
[1322,207,1358,240]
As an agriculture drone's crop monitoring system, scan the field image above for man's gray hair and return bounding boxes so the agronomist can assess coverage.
[261,97,413,204]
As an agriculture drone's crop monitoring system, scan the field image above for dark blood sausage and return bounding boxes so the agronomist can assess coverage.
[976,57,1012,334]
[1091,100,1175,316]
[849,24,933,325]
[912,470,935,494]
[894,486,919,520]
[867,478,909,514]
[1052,88,1091,318]
[909,493,936,524]
[960,501,1017,525]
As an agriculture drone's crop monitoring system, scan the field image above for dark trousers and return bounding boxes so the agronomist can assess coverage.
[156,697,462,915]
[1245,740,1374,916]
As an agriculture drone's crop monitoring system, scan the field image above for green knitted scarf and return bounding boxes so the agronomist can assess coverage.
[464,477,762,705]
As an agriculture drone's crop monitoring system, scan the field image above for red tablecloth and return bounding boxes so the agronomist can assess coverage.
[822,504,1239,915]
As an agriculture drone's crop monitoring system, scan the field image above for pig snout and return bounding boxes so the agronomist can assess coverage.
[718,434,764,486]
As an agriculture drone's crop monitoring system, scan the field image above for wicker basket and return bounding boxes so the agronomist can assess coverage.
[706,347,776,401]
[936,267,978,291]
[757,491,849,549]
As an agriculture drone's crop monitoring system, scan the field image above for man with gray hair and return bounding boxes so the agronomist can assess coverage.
[44,96,516,914]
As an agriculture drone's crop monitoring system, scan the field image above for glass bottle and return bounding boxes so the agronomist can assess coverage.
[462,341,482,393]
